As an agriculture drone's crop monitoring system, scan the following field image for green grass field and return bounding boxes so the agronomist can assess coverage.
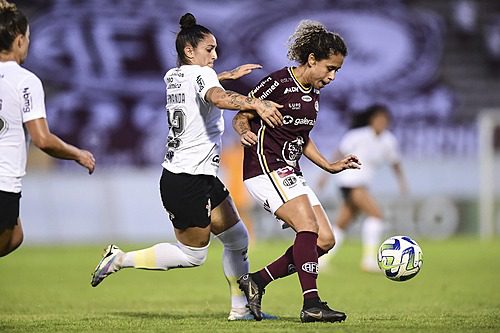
[1,237,499,332]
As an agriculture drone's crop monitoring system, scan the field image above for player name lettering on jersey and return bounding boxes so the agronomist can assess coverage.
[167,93,185,104]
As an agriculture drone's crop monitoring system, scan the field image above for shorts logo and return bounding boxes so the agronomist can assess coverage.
[282,175,297,187]
[206,198,211,217]
[302,262,319,274]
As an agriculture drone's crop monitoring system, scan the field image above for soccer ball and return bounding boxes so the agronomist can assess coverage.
[377,235,423,281]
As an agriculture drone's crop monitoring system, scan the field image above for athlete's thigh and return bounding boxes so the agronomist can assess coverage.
[210,195,240,235]
[275,194,317,232]
[174,224,211,248]
[350,187,383,218]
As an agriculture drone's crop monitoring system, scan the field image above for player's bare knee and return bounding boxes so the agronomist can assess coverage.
[318,234,335,252]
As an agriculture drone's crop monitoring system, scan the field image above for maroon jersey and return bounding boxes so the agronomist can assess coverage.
[243,67,320,180]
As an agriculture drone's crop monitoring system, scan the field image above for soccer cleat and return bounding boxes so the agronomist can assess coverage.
[237,273,265,321]
[90,244,123,287]
[228,308,278,321]
[300,301,347,323]
[361,258,380,273]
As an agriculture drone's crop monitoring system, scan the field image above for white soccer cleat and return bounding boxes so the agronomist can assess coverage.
[227,307,278,321]
[90,244,123,287]
[361,257,380,273]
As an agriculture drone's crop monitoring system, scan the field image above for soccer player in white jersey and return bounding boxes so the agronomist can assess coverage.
[0,0,95,257]
[90,13,283,321]
[317,104,408,272]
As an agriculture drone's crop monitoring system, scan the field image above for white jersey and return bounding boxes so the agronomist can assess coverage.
[0,61,47,193]
[161,65,224,176]
[335,126,400,187]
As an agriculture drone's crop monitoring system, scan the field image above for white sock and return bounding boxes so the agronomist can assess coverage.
[215,221,249,310]
[119,242,209,270]
[361,216,384,266]
[319,225,345,268]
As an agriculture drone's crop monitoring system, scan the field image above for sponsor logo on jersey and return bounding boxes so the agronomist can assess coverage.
[276,166,295,178]
[22,87,32,113]
[196,75,205,93]
[211,154,220,166]
[280,77,292,83]
[284,86,299,94]
[282,175,297,187]
[252,76,273,94]
[283,115,294,125]
[314,101,319,112]
[167,83,181,89]
[258,80,279,99]
[302,262,319,274]
[301,95,312,102]
[289,103,301,110]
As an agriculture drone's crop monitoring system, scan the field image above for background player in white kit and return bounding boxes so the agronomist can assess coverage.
[90,13,283,321]
[0,0,95,257]
[317,104,408,272]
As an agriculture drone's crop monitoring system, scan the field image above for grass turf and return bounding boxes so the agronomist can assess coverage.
[1,237,499,332]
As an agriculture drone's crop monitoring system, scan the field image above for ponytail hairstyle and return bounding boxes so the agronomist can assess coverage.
[0,0,28,52]
[350,104,391,129]
[175,13,213,66]
[287,19,347,64]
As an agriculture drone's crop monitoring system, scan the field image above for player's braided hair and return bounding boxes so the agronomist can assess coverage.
[0,0,28,52]
[287,20,347,64]
[176,13,213,66]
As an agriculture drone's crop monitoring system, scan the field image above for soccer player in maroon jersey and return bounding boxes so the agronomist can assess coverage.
[233,20,360,323]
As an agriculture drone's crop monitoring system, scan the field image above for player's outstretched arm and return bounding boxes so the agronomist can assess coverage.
[304,138,361,174]
[217,64,262,81]
[205,87,283,128]
[25,118,96,174]
[232,111,258,147]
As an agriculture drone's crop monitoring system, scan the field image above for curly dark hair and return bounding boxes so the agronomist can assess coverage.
[287,20,347,64]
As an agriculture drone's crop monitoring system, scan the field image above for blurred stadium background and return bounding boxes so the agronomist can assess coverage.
[14,0,500,245]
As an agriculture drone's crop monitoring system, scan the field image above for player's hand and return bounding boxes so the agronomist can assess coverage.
[327,154,361,174]
[255,100,283,128]
[240,130,258,147]
[77,150,96,174]
[227,64,262,80]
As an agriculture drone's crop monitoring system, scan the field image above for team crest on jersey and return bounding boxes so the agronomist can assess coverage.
[282,136,304,167]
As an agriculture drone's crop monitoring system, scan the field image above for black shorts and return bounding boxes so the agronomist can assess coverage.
[159,168,229,230]
[340,187,353,201]
[0,190,21,230]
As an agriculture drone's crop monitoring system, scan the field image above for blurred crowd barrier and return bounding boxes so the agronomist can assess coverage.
[21,156,499,245]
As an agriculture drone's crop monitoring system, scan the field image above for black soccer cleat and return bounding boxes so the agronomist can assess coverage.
[300,301,347,323]
[237,273,265,321]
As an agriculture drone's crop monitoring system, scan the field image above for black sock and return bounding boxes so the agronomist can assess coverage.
[303,297,321,309]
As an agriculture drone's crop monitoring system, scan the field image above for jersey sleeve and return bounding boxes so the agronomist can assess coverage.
[195,66,223,102]
[385,132,401,164]
[19,74,47,123]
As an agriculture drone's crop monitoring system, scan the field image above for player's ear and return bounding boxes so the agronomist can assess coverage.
[307,53,316,67]
[184,44,194,61]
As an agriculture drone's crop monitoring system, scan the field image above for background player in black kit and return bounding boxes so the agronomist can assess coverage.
[233,20,360,323]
